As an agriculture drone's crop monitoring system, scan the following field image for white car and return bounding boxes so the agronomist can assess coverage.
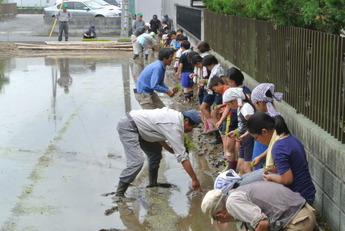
[45,0,120,17]
[54,0,121,15]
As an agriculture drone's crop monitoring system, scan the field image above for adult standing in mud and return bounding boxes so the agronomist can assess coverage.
[115,107,202,199]
[134,48,177,109]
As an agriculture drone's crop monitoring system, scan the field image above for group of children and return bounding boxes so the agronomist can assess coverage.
[168,40,285,176]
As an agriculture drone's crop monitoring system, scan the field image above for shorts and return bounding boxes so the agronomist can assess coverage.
[181,72,194,88]
[220,110,238,135]
[198,87,205,105]
[239,135,254,161]
[202,90,215,105]
[214,92,222,105]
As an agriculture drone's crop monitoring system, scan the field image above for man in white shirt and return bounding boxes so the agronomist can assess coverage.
[115,107,202,199]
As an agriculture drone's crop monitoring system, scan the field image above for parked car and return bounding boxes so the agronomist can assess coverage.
[92,0,121,11]
[44,0,120,17]
[103,0,120,7]
[54,0,121,14]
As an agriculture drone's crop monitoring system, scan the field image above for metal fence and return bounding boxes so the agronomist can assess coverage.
[176,5,201,39]
[204,10,345,144]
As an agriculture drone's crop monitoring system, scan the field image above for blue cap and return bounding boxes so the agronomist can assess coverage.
[181,109,201,124]
[164,14,168,18]
[89,26,95,31]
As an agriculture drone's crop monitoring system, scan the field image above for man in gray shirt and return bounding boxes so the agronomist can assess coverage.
[115,108,202,200]
[56,4,72,42]
[202,181,316,231]
[132,12,145,32]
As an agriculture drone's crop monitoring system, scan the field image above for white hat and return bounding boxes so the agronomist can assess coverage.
[145,23,151,28]
[222,87,246,105]
[201,189,224,224]
[214,169,241,194]
[162,34,168,40]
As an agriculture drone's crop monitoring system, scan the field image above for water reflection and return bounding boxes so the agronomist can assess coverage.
[57,58,73,94]
[0,59,10,92]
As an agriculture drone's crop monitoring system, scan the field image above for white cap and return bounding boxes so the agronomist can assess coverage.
[145,23,151,28]
[201,189,224,224]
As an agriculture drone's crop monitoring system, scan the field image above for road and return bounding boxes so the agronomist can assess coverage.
[0,14,118,42]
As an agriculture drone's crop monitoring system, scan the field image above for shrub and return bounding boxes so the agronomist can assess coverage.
[202,0,345,34]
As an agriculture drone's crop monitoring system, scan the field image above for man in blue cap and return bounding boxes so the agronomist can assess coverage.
[115,107,202,200]
[83,26,97,39]
[56,3,72,41]
[163,14,174,31]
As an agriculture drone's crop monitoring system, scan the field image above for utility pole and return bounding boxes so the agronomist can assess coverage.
[120,0,130,37]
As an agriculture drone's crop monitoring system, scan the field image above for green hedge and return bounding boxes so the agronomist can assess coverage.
[202,0,345,34]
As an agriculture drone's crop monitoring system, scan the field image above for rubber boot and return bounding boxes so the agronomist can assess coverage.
[133,54,139,60]
[147,168,159,187]
[115,181,130,197]
[145,54,148,60]
[210,130,222,144]
[146,168,172,188]
[188,91,194,99]
[183,93,190,103]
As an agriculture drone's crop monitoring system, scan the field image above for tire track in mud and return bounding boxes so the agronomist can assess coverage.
[0,107,81,231]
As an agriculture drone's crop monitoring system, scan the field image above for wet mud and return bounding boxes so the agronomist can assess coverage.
[0,48,236,231]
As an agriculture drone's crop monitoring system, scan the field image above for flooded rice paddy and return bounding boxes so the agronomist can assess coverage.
[0,53,236,231]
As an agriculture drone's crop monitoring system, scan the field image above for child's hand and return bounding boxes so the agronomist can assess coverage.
[228,130,236,138]
[175,72,181,78]
[215,121,222,129]
[252,156,263,167]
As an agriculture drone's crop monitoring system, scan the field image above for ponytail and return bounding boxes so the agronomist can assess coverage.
[273,115,290,135]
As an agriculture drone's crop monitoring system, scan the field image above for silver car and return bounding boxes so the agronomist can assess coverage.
[44,0,120,17]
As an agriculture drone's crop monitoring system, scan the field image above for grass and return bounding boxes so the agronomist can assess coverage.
[82,38,110,41]
[117,37,131,42]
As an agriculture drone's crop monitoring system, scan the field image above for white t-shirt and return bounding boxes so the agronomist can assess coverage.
[237,102,254,133]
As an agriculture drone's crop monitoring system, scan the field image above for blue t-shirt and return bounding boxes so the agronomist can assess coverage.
[136,60,169,94]
[272,134,316,200]
[252,141,267,170]
[242,85,251,94]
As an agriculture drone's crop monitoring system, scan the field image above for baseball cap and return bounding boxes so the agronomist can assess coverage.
[201,189,224,224]
[181,109,201,125]
[62,3,68,7]
[89,26,95,31]
[164,14,168,18]
[149,32,156,37]
[137,13,143,17]
[153,14,158,19]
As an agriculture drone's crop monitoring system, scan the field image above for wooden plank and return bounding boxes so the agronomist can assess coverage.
[17,46,132,51]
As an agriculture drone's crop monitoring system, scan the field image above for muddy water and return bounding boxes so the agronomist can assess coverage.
[0,53,236,231]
